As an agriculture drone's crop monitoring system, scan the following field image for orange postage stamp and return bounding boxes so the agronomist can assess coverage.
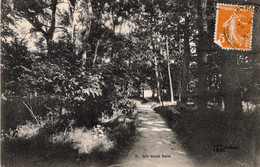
[214,3,254,51]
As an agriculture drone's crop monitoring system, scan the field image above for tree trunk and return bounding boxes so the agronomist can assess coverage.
[138,84,142,97]
[221,50,243,152]
[160,68,164,106]
[181,15,191,104]
[46,37,54,57]
[70,6,76,44]
[154,56,162,104]
[143,85,145,98]
[92,39,100,67]
[166,36,174,103]
[47,0,58,56]
[152,88,155,98]
[221,50,242,117]
[196,0,208,111]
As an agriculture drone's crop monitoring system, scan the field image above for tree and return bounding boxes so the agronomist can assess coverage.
[221,50,243,116]
[13,0,59,56]
[1,0,16,42]
[196,0,208,111]
[159,1,175,103]
[181,1,191,104]
[166,36,174,102]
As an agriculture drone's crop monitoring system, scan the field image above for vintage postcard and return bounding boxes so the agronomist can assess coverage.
[1,0,260,167]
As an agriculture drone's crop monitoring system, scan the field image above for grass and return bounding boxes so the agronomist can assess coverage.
[2,116,137,167]
[154,105,260,167]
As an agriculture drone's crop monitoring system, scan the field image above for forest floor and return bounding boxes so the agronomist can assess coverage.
[109,101,196,167]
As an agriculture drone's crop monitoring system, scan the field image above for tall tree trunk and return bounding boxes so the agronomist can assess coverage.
[166,36,174,102]
[221,50,242,116]
[181,15,191,104]
[176,23,182,101]
[154,55,162,104]
[196,0,208,111]
[221,50,243,156]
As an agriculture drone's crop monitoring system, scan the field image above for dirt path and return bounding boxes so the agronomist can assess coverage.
[109,101,195,167]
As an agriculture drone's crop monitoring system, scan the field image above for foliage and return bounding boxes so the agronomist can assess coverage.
[1,0,260,165]
[51,125,114,154]
[116,98,136,118]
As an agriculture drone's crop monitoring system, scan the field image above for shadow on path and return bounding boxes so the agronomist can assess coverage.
[109,101,196,167]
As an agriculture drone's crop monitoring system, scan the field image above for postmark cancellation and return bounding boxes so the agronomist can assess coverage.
[214,3,254,51]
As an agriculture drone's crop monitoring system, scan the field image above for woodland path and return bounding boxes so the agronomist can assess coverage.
[109,101,196,167]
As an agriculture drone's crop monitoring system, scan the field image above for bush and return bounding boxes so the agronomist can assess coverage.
[50,125,114,154]
[2,108,138,167]
[116,98,136,118]
[1,39,138,166]
[1,100,32,132]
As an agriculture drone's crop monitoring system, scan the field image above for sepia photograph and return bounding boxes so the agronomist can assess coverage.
[1,0,260,167]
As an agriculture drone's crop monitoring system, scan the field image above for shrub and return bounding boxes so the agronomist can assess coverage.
[50,125,114,154]
[117,98,136,118]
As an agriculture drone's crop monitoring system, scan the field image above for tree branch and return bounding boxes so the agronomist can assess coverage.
[22,101,40,125]
[21,14,47,37]
[92,39,101,67]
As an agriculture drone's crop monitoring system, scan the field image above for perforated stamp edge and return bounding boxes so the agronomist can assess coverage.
[214,3,254,51]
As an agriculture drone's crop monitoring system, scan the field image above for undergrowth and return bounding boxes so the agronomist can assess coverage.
[154,105,260,167]
[2,115,137,167]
